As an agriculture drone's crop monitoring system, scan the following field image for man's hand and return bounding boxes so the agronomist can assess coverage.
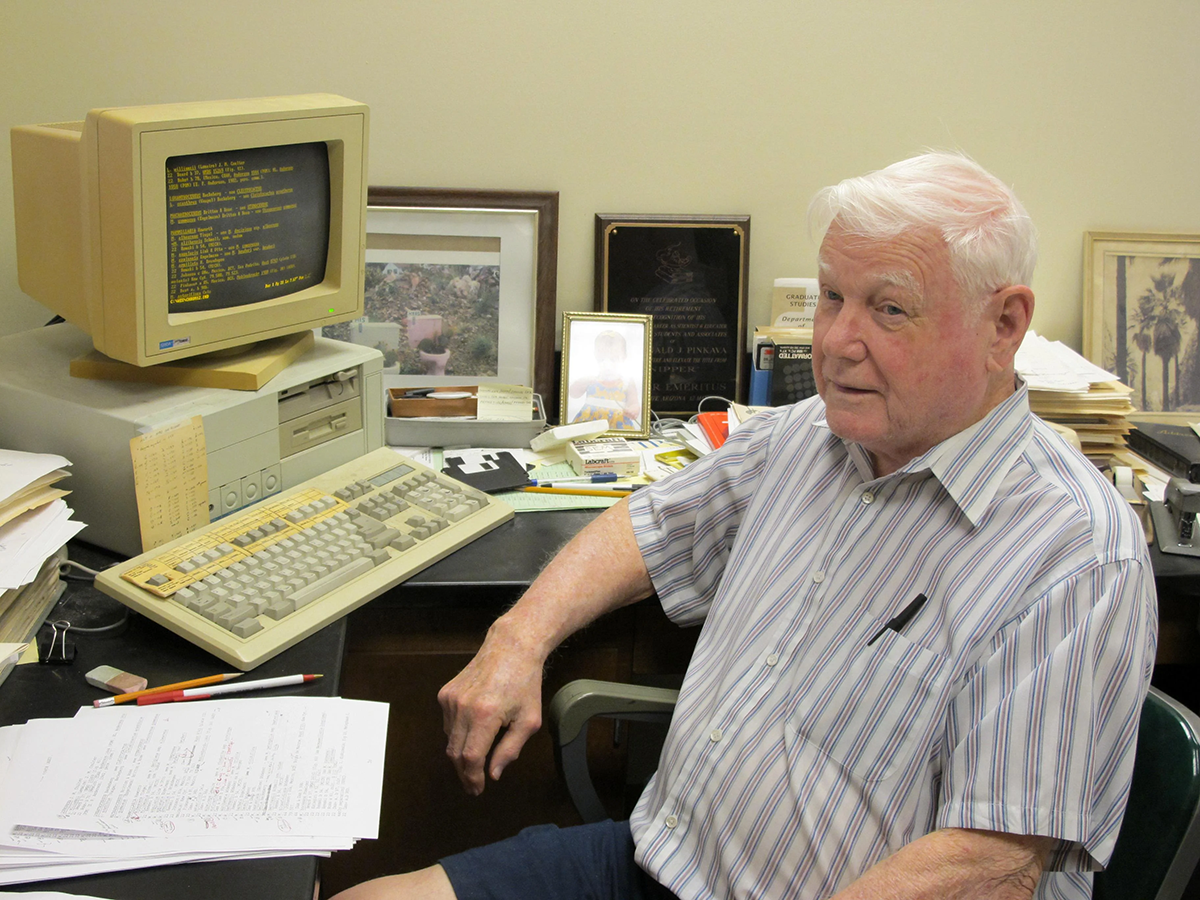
[438,619,546,795]
[435,500,655,797]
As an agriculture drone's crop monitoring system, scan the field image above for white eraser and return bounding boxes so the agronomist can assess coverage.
[530,420,608,452]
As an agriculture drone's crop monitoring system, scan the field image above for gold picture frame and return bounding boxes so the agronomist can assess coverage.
[560,312,653,439]
[1084,231,1200,420]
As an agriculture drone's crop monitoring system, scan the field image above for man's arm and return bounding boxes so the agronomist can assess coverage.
[830,828,1056,900]
[438,498,654,795]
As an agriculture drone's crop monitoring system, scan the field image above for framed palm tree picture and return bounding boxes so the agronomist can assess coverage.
[1084,232,1200,420]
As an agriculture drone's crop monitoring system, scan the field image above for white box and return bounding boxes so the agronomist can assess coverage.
[566,438,641,477]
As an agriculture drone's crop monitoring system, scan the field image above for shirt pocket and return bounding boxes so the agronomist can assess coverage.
[784,631,953,783]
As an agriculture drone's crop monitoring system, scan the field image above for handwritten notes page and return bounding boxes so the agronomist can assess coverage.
[129,416,209,552]
[476,384,534,421]
[0,697,387,883]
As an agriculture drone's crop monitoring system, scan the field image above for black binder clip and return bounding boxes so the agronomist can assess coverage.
[38,619,76,665]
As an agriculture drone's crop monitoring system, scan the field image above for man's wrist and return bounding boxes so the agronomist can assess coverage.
[486,607,556,667]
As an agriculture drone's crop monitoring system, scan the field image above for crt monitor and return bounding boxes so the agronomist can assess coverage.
[10,93,369,366]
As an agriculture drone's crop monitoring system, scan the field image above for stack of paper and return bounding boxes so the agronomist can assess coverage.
[0,450,84,593]
[0,548,67,687]
[0,696,388,885]
[1016,332,1137,461]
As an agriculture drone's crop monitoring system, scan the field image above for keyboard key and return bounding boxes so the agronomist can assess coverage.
[289,556,373,608]
[231,618,264,638]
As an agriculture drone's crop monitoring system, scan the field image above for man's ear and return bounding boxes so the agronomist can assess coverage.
[985,285,1034,373]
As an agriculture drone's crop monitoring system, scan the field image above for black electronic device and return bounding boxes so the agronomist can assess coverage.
[1149,478,1200,557]
[1128,421,1200,483]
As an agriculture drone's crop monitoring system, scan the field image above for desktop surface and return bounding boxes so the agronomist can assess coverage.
[398,508,596,595]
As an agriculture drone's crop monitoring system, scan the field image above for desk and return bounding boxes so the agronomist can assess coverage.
[0,559,346,900]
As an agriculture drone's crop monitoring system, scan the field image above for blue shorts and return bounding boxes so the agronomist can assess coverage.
[438,820,681,900]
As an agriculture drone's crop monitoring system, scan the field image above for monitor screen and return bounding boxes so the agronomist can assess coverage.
[166,142,331,313]
[11,94,368,367]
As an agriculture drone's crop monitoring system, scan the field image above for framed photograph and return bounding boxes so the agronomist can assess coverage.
[1084,231,1200,419]
[596,214,749,416]
[560,312,653,439]
[323,188,558,404]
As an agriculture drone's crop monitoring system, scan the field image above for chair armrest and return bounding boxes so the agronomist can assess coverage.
[548,679,679,823]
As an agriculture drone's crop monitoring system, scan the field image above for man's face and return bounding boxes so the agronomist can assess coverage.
[813,223,1000,477]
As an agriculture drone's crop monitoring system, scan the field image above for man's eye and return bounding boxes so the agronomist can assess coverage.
[882,304,905,316]
[822,289,842,302]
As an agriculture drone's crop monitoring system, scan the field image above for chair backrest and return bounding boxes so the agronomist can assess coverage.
[1093,686,1200,900]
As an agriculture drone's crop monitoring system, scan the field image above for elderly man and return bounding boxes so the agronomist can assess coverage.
[335,152,1157,900]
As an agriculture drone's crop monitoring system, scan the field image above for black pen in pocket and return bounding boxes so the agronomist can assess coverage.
[867,592,929,646]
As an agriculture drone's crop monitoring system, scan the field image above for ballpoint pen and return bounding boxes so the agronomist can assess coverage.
[543,482,644,491]
[529,473,621,485]
[136,673,323,705]
[94,672,243,707]
[866,593,928,646]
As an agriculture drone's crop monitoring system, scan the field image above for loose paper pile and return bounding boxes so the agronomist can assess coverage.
[0,450,84,592]
[0,696,388,884]
[1016,332,1137,461]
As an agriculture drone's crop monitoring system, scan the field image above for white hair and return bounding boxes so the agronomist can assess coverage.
[808,151,1037,303]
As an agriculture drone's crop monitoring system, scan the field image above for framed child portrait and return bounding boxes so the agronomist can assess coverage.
[560,312,653,439]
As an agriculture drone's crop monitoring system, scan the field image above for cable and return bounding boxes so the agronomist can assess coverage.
[59,559,110,581]
[65,609,131,634]
[55,558,130,632]
[695,395,734,414]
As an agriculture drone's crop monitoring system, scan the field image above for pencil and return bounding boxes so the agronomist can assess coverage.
[93,672,243,708]
[136,673,322,705]
[519,486,633,498]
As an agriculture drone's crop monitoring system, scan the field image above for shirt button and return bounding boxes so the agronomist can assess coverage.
[812,570,825,584]
[766,652,779,666]
[709,728,723,742]
[665,814,679,828]
[861,491,875,504]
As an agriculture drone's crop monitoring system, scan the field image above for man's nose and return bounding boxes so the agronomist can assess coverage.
[821,304,868,362]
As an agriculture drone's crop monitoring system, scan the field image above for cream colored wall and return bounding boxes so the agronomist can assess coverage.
[2,1,1198,354]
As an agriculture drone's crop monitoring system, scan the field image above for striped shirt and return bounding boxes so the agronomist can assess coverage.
[627,383,1157,900]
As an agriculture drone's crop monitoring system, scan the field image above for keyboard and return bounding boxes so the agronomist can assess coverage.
[96,447,514,670]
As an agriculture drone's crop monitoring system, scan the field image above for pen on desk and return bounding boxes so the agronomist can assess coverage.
[543,482,644,491]
[93,672,243,708]
[519,486,633,498]
[530,473,620,485]
[866,593,929,646]
[136,673,323,705]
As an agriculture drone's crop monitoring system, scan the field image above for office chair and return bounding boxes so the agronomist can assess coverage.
[549,682,1200,900]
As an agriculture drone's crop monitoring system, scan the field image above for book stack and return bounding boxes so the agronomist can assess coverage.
[0,547,67,687]
[0,449,84,593]
[0,450,85,683]
[1014,333,1136,463]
